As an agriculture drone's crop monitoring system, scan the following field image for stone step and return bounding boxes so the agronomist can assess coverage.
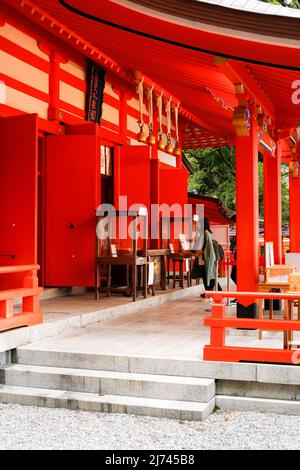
[217,379,300,401]
[0,364,215,403]
[0,384,216,421]
[216,395,300,416]
[15,348,300,385]
[14,348,258,381]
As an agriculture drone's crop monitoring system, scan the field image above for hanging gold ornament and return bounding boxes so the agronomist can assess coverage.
[290,151,299,177]
[136,77,146,142]
[137,121,147,143]
[157,92,165,150]
[165,134,174,154]
[157,131,165,150]
[147,86,156,146]
[165,98,173,153]
[289,161,297,177]
[232,105,251,136]
[147,125,156,146]
[173,141,182,157]
[147,135,156,146]
[173,103,181,157]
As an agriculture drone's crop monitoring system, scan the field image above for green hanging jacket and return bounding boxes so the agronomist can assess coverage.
[204,230,216,285]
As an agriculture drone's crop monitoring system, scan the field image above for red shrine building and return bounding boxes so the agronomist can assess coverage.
[0,0,300,363]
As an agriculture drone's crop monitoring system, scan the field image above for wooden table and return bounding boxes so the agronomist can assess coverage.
[96,255,147,301]
[258,282,290,347]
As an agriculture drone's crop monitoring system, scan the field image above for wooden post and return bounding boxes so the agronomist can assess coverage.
[264,143,282,264]
[48,50,61,121]
[289,168,300,252]
[150,143,160,249]
[235,112,259,318]
[210,299,226,349]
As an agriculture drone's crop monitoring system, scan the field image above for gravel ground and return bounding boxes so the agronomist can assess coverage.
[0,404,299,450]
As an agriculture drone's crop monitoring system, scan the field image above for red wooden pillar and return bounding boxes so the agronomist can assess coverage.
[235,115,259,318]
[48,50,61,121]
[289,166,300,252]
[150,145,160,248]
[264,144,282,264]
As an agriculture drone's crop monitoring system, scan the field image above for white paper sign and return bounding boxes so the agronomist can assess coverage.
[110,244,117,258]
[185,259,190,272]
[179,233,189,250]
[265,242,275,267]
[148,262,154,286]
[268,275,288,284]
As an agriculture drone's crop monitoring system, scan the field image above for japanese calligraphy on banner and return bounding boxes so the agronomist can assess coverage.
[86,62,106,124]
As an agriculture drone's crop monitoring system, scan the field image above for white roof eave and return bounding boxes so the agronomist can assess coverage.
[195,0,300,18]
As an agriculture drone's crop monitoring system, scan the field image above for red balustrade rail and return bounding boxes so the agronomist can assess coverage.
[203,291,300,365]
[0,265,43,332]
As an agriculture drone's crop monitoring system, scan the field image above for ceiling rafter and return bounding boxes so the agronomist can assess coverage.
[214,57,276,122]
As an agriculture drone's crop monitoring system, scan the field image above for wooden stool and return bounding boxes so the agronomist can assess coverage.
[171,258,191,289]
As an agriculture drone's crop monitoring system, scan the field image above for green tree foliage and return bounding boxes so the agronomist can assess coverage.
[262,0,300,8]
[187,147,236,209]
[185,147,290,223]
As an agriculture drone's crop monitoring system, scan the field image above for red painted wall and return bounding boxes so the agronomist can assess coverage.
[159,167,189,250]
[0,114,38,288]
[114,145,151,249]
[159,167,188,208]
[114,145,151,211]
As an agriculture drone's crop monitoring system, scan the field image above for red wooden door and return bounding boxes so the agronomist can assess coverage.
[0,114,38,288]
[45,134,98,286]
[114,145,151,210]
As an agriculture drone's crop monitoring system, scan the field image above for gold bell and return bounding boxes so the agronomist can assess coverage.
[147,134,156,146]
[137,130,147,143]
[173,146,182,157]
[165,134,173,154]
[157,137,165,150]
[166,143,174,154]
[289,160,298,178]
[137,121,147,143]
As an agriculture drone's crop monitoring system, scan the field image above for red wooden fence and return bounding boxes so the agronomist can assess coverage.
[0,265,43,332]
[204,291,300,365]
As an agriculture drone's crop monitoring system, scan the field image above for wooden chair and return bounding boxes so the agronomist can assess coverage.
[95,210,148,301]
[160,216,194,288]
[170,255,192,289]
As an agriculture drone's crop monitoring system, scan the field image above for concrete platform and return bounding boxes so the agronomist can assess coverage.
[0,284,202,357]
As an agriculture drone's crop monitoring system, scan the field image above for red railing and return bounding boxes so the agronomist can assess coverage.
[0,265,43,332]
[204,291,300,365]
